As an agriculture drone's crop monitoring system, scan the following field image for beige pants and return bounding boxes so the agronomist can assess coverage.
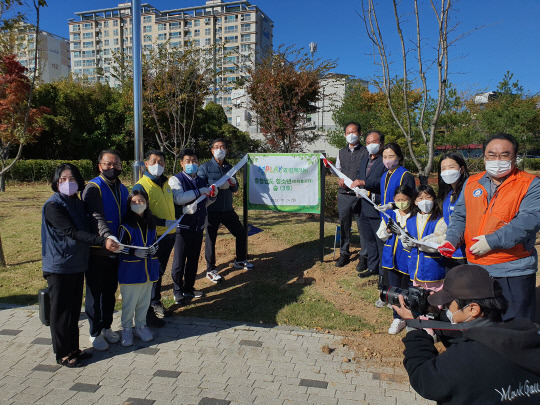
[120,282,153,329]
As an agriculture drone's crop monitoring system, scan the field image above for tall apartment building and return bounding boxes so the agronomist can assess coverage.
[68,0,273,122]
[5,23,70,83]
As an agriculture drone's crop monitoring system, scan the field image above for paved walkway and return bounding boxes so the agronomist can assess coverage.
[0,305,433,405]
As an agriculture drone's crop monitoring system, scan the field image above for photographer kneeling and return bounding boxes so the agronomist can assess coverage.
[393,264,540,405]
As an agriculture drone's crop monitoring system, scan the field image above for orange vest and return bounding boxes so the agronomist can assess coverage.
[464,169,535,265]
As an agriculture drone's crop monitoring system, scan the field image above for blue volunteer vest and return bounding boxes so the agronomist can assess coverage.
[381,210,410,274]
[41,193,90,274]
[174,172,207,232]
[442,191,466,259]
[88,175,128,237]
[118,222,159,284]
[380,166,411,206]
[406,214,446,282]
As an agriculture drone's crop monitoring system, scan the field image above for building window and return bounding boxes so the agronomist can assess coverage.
[225,35,238,43]
[104,39,110,46]
[104,30,109,37]
[82,41,93,49]
[158,33,166,41]
[193,39,200,46]
[158,24,165,31]
[113,38,119,45]
[194,20,200,27]
[144,44,152,50]
[143,15,152,23]
[113,29,119,36]
[170,41,180,48]
[73,51,81,58]
[72,43,81,50]
[103,49,110,56]
[73,60,82,67]
[205,28,211,36]
[225,26,237,33]
[143,34,152,42]
[83,32,93,39]
[113,20,119,27]
[194,29,200,37]
[170,22,180,30]
[241,34,251,43]
[71,24,80,32]
[82,50,95,57]
[83,23,92,30]
[241,24,251,32]
[205,18,211,25]
[103,21,109,28]
[225,15,237,23]
[186,21,192,27]
[242,13,252,21]
[72,33,80,40]
[83,60,94,67]
[240,44,251,52]
[205,38,211,46]
[170,32,180,39]
[143,25,152,33]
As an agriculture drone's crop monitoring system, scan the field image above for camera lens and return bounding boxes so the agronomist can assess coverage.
[380,286,409,306]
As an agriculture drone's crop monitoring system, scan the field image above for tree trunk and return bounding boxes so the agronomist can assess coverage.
[418,174,428,186]
[0,234,6,267]
[0,173,5,192]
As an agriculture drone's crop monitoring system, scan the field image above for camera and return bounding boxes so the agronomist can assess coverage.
[380,285,430,316]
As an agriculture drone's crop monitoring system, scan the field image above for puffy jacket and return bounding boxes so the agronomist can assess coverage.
[198,158,239,212]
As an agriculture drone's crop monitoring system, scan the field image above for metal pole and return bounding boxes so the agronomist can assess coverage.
[243,164,249,259]
[132,0,144,184]
[319,158,325,262]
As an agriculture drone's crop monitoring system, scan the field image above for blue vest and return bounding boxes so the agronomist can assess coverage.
[174,172,207,232]
[381,210,410,274]
[442,191,466,259]
[406,214,446,282]
[380,166,411,206]
[41,193,90,274]
[88,175,128,237]
[118,222,159,284]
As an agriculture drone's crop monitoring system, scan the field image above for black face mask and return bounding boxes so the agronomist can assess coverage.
[101,168,122,181]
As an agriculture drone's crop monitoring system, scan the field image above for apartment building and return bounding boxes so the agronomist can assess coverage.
[68,0,273,122]
[7,23,70,83]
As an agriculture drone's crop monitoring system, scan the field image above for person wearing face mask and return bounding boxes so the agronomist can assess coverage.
[402,185,447,295]
[395,265,540,405]
[169,148,217,304]
[42,164,120,367]
[198,138,252,283]
[350,131,387,279]
[439,133,540,322]
[376,185,415,334]
[334,122,368,269]
[117,190,159,346]
[437,152,469,267]
[132,150,176,326]
[82,150,128,351]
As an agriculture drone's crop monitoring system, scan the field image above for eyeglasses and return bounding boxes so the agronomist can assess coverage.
[484,153,513,161]
[100,161,122,169]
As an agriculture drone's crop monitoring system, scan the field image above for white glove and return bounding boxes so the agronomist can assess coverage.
[375,203,393,213]
[165,219,177,228]
[199,187,211,196]
[148,245,158,256]
[228,177,237,186]
[219,181,230,190]
[353,187,369,197]
[469,235,491,256]
[107,235,123,253]
[134,249,148,259]
[183,202,197,215]
[399,234,416,250]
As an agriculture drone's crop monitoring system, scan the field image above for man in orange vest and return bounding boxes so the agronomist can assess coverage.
[439,133,540,321]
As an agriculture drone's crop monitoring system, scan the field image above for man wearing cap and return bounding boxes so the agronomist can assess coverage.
[394,265,540,405]
[439,133,540,321]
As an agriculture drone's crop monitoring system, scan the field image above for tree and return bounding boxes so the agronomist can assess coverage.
[361,0,471,182]
[142,45,216,172]
[245,45,336,153]
[475,72,540,157]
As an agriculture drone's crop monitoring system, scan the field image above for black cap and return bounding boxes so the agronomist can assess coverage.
[428,264,496,306]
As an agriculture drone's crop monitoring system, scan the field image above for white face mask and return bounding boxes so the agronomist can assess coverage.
[345,133,359,145]
[417,200,434,214]
[485,160,513,178]
[441,169,461,185]
[147,163,164,177]
[131,203,146,215]
[366,143,380,155]
[446,304,470,324]
[213,149,226,161]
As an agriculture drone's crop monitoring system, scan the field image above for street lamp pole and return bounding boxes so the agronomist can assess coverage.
[132,0,144,183]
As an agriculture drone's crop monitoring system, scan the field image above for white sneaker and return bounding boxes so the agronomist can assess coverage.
[233,260,254,270]
[89,333,109,351]
[121,328,133,347]
[374,298,386,308]
[206,270,223,283]
[134,325,153,342]
[102,328,120,344]
[388,319,406,335]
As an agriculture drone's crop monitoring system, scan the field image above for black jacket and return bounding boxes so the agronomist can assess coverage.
[403,318,540,405]
[355,153,385,218]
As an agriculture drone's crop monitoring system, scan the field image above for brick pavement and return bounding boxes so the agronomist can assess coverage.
[0,304,434,405]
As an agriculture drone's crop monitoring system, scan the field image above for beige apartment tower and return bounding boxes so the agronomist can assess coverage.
[68,0,273,122]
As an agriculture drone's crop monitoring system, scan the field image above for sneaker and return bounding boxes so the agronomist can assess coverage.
[174,295,186,305]
[183,290,204,299]
[102,328,120,344]
[374,298,386,308]
[356,256,367,272]
[335,255,350,267]
[358,269,378,278]
[146,307,166,328]
[151,301,172,318]
[388,319,406,335]
[206,270,223,283]
[233,260,254,270]
[121,328,133,347]
[134,325,154,342]
[89,333,109,351]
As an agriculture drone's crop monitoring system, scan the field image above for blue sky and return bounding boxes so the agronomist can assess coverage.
[24,0,540,95]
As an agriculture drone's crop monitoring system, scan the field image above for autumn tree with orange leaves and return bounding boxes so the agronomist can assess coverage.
[245,46,335,153]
